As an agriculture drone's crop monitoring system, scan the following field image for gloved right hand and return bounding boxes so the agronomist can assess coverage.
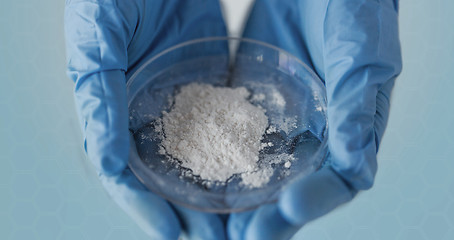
[228,0,402,239]
[64,0,228,239]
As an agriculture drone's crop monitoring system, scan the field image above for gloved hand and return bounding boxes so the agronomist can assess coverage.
[228,0,402,239]
[64,0,229,239]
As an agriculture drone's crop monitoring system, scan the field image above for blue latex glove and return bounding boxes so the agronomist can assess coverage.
[228,0,402,239]
[64,0,228,239]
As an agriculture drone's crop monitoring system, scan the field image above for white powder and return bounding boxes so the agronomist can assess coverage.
[156,82,294,188]
[247,82,297,135]
[241,153,295,188]
[271,89,286,107]
[240,168,273,188]
[160,83,268,182]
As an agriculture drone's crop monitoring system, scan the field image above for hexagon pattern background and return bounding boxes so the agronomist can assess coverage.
[1,0,453,239]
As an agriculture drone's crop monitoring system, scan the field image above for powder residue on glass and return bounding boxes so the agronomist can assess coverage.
[154,82,295,188]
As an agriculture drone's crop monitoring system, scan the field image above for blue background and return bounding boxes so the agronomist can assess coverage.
[1,0,453,239]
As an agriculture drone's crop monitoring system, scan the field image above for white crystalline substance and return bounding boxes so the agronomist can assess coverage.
[271,90,286,107]
[160,83,268,182]
[266,125,277,134]
[241,153,295,187]
[251,93,266,102]
[157,82,296,188]
[241,168,274,188]
[248,82,297,134]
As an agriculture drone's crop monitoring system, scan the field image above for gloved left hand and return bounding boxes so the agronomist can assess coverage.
[64,0,229,239]
[228,0,402,239]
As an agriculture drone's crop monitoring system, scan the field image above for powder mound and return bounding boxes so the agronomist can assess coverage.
[160,83,268,182]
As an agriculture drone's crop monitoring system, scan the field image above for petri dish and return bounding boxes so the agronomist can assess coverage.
[127,37,328,213]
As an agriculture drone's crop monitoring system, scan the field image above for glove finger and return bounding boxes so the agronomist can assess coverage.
[227,210,254,240]
[66,0,230,176]
[228,204,300,240]
[65,1,136,175]
[242,0,402,190]
[172,204,226,240]
[374,79,395,146]
[322,0,401,190]
[100,169,181,240]
[278,166,355,226]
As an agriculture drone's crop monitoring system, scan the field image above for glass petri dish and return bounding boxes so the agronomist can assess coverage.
[127,37,328,213]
